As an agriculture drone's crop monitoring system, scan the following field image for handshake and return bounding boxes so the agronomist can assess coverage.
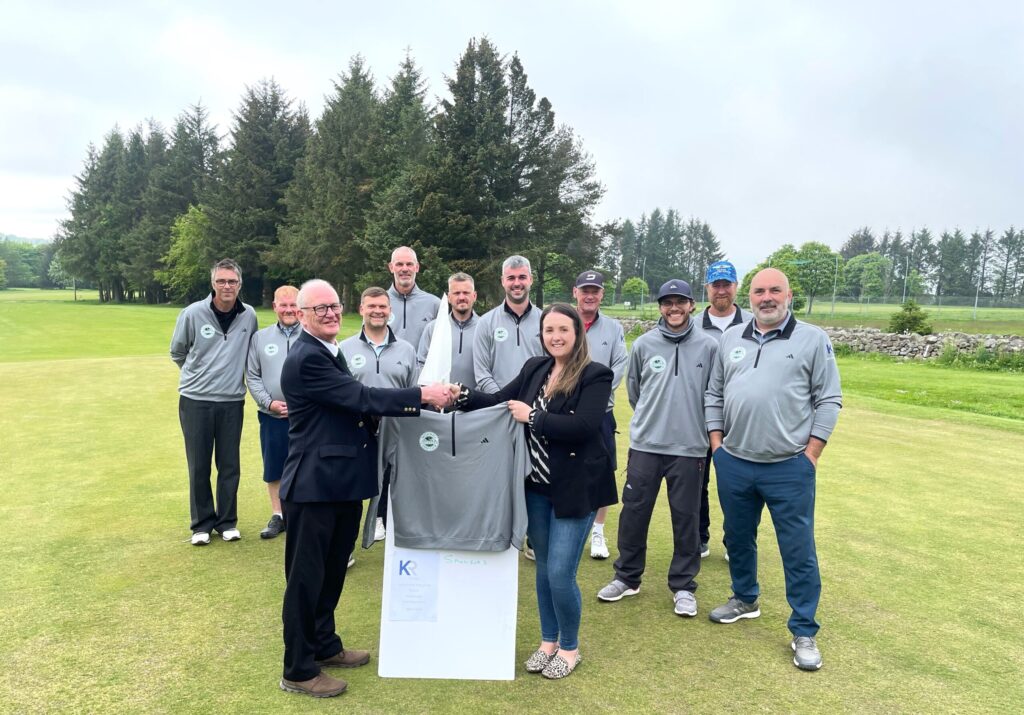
[419,382,463,410]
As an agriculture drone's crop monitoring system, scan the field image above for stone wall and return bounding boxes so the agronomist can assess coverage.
[618,319,1023,359]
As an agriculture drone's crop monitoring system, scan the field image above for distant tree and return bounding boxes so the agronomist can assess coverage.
[840,227,876,259]
[47,254,71,288]
[934,229,971,298]
[992,227,1022,299]
[888,300,932,335]
[621,276,647,304]
[843,252,890,300]
[0,258,7,289]
[158,205,213,303]
[740,244,807,312]
[205,79,310,305]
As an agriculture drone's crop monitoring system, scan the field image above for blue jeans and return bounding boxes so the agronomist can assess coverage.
[714,448,820,636]
[524,490,596,650]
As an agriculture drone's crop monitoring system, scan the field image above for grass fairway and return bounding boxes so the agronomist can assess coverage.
[2,292,1022,713]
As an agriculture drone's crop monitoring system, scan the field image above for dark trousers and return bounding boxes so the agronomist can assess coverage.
[178,396,244,533]
[600,410,618,470]
[714,448,820,636]
[281,499,362,682]
[700,448,712,544]
[613,449,705,593]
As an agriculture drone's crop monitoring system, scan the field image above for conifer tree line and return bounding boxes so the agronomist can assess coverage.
[53,39,617,307]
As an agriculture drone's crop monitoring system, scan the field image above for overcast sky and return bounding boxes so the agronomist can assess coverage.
[2,0,1021,274]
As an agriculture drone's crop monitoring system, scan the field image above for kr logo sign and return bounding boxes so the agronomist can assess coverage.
[398,560,418,576]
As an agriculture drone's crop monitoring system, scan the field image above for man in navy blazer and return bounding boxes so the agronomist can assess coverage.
[278,279,451,698]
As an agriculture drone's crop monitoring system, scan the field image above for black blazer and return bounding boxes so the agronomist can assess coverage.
[464,356,618,518]
[280,330,423,503]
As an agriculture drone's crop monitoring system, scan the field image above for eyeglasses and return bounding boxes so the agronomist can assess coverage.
[302,303,343,317]
[214,279,240,287]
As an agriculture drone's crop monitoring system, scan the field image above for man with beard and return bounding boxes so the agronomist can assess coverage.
[473,255,543,394]
[340,286,418,543]
[697,260,752,559]
[597,280,718,618]
[571,270,628,560]
[247,285,302,539]
[416,272,480,388]
[387,246,440,350]
[706,268,842,671]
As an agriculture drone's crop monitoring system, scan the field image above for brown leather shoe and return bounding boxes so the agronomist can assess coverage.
[279,672,347,698]
[316,649,371,668]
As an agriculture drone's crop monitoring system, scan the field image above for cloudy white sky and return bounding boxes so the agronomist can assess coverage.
[2,0,1021,273]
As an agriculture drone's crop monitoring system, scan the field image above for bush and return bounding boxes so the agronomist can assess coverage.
[888,300,933,335]
[832,342,856,357]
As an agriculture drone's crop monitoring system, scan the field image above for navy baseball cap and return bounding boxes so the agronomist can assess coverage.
[657,279,694,301]
[574,270,605,288]
[705,261,738,284]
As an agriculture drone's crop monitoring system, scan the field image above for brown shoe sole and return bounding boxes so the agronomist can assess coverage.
[316,652,371,669]
[279,678,347,698]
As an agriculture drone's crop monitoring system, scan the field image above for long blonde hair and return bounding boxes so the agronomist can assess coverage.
[542,303,591,396]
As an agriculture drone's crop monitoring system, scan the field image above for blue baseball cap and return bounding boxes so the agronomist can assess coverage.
[705,261,738,284]
[657,279,694,301]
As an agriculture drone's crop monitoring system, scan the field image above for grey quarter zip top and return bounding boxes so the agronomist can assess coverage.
[247,322,302,415]
[170,295,258,402]
[416,311,480,387]
[700,304,752,340]
[472,301,543,393]
[387,284,440,350]
[363,404,529,551]
[339,327,418,389]
[626,318,719,457]
[705,314,843,463]
[584,311,628,411]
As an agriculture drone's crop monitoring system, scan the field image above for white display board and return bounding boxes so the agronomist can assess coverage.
[378,503,520,680]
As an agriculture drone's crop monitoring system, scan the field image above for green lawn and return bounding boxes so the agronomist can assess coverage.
[2,291,1022,713]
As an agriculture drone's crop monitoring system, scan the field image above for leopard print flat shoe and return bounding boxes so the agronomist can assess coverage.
[525,649,556,673]
[541,652,581,679]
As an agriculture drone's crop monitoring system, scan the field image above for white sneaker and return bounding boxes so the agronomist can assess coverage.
[347,554,356,568]
[590,531,610,559]
[221,528,241,542]
[524,545,536,561]
[374,517,386,542]
[191,531,211,546]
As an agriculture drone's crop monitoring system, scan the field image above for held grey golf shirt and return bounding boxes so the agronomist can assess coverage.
[585,311,628,411]
[416,312,479,387]
[247,322,302,414]
[387,284,440,349]
[339,328,418,389]
[170,295,258,401]
[473,302,543,393]
[705,313,843,463]
[627,319,719,457]
[363,405,530,551]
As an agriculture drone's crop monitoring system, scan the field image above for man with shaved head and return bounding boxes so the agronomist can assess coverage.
[705,268,842,671]
[387,246,440,350]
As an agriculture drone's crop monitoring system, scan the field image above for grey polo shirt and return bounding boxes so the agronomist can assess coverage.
[387,284,440,350]
[170,296,258,402]
[417,312,480,387]
[705,313,843,463]
[339,327,418,389]
[472,301,543,393]
[246,322,302,415]
[584,311,628,411]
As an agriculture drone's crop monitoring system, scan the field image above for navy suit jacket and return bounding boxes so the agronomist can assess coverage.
[464,356,618,518]
[280,330,422,502]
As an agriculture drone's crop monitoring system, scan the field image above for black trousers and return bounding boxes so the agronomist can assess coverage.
[613,449,704,593]
[178,396,244,533]
[700,448,712,544]
[281,499,362,682]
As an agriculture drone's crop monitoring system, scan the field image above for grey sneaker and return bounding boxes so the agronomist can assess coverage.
[673,590,697,617]
[597,579,640,602]
[699,542,710,558]
[709,597,760,623]
[792,636,822,670]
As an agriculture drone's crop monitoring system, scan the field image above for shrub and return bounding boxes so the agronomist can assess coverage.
[832,343,855,357]
[888,300,933,335]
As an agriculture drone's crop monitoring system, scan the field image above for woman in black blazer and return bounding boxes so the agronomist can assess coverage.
[455,303,617,679]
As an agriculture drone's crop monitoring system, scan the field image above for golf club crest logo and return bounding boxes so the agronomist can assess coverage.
[264,343,279,357]
[494,327,509,342]
[199,324,216,339]
[350,354,367,369]
[649,355,667,373]
[729,347,747,363]
[419,431,440,452]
